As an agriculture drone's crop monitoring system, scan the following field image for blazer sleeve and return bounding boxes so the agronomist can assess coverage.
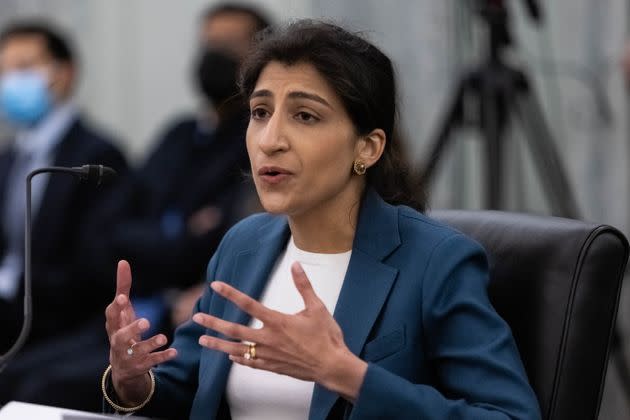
[135,240,224,418]
[350,234,541,420]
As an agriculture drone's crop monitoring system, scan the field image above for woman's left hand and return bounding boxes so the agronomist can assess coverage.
[192,261,367,401]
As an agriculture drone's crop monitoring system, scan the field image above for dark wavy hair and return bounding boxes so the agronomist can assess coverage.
[202,3,271,33]
[0,20,74,64]
[239,20,425,212]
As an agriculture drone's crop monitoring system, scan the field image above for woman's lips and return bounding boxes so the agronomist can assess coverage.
[258,166,292,185]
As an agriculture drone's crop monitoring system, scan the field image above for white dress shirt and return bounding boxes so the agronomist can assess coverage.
[226,235,351,420]
[0,102,77,299]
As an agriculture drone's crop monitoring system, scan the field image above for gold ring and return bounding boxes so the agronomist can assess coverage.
[243,342,256,360]
[126,340,138,356]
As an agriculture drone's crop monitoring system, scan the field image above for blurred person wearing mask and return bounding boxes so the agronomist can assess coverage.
[97,3,271,340]
[0,6,268,412]
[0,21,127,408]
[0,21,127,350]
[0,7,268,411]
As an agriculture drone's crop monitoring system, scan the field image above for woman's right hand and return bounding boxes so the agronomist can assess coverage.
[105,260,178,406]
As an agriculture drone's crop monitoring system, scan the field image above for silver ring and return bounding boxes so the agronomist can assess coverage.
[127,341,137,356]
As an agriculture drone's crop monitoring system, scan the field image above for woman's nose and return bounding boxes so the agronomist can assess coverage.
[258,112,289,154]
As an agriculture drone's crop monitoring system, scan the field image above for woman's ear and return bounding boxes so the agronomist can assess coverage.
[355,128,386,169]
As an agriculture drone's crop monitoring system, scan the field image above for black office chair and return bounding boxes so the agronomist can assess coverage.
[431,210,629,420]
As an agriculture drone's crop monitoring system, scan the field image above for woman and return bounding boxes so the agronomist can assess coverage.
[103,20,541,419]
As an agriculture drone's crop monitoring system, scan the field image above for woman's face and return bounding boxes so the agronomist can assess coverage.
[246,61,364,217]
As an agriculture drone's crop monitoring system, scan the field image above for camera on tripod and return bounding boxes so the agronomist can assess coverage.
[420,0,580,218]
[475,0,541,27]
[473,0,541,54]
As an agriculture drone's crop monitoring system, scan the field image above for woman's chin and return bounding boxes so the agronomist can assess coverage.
[259,198,291,215]
[264,207,286,215]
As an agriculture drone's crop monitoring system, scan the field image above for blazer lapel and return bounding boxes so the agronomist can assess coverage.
[0,150,15,208]
[197,215,291,408]
[27,119,83,258]
[309,189,401,420]
[225,216,291,325]
[0,150,15,248]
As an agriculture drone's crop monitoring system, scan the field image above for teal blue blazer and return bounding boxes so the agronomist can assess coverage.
[142,189,541,419]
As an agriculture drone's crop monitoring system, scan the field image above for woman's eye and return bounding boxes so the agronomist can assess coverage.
[295,111,318,123]
[250,108,269,120]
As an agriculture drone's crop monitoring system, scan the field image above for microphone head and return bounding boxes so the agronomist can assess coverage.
[79,165,117,185]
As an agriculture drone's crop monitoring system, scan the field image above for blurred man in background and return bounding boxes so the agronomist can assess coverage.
[0,4,269,412]
[0,21,128,352]
[0,21,127,406]
[105,3,270,336]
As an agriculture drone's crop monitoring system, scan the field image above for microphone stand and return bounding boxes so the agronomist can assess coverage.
[0,165,116,373]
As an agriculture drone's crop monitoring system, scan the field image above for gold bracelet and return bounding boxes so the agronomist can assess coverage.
[101,364,155,413]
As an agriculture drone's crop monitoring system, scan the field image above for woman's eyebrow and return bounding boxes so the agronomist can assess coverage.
[287,91,331,108]
[250,89,272,99]
[250,89,332,109]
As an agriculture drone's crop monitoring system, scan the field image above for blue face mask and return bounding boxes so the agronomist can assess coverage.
[0,70,52,126]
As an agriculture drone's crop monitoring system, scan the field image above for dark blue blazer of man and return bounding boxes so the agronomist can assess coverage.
[0,117,127,350]
[104,113,251,299]
[136,189,541,420]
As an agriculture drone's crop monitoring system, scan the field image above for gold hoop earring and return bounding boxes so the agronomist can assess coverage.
[353,160,366,175]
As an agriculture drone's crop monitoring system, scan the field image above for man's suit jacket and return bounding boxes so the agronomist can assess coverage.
[0,116,127,347]
[141,189,541,420]
[105,114,251,296]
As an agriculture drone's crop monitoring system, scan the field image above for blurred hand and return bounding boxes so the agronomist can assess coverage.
[171,283,205,327]
[188,205,222,236]
[104,260,177,405]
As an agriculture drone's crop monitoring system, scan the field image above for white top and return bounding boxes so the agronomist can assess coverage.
[226,236,352,420]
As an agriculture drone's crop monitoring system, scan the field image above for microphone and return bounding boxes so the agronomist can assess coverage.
[74,164,118,186]
[0,165,117,373]
[30,164,118,186]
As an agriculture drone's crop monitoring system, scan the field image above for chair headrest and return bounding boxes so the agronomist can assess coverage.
[431,209,629,420]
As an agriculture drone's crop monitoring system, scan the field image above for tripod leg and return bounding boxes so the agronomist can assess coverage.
[419,79,468,189]
[512,90,581,219]
[481,78,506,209]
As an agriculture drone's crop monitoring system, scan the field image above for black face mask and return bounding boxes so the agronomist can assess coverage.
[195,48,240,106]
